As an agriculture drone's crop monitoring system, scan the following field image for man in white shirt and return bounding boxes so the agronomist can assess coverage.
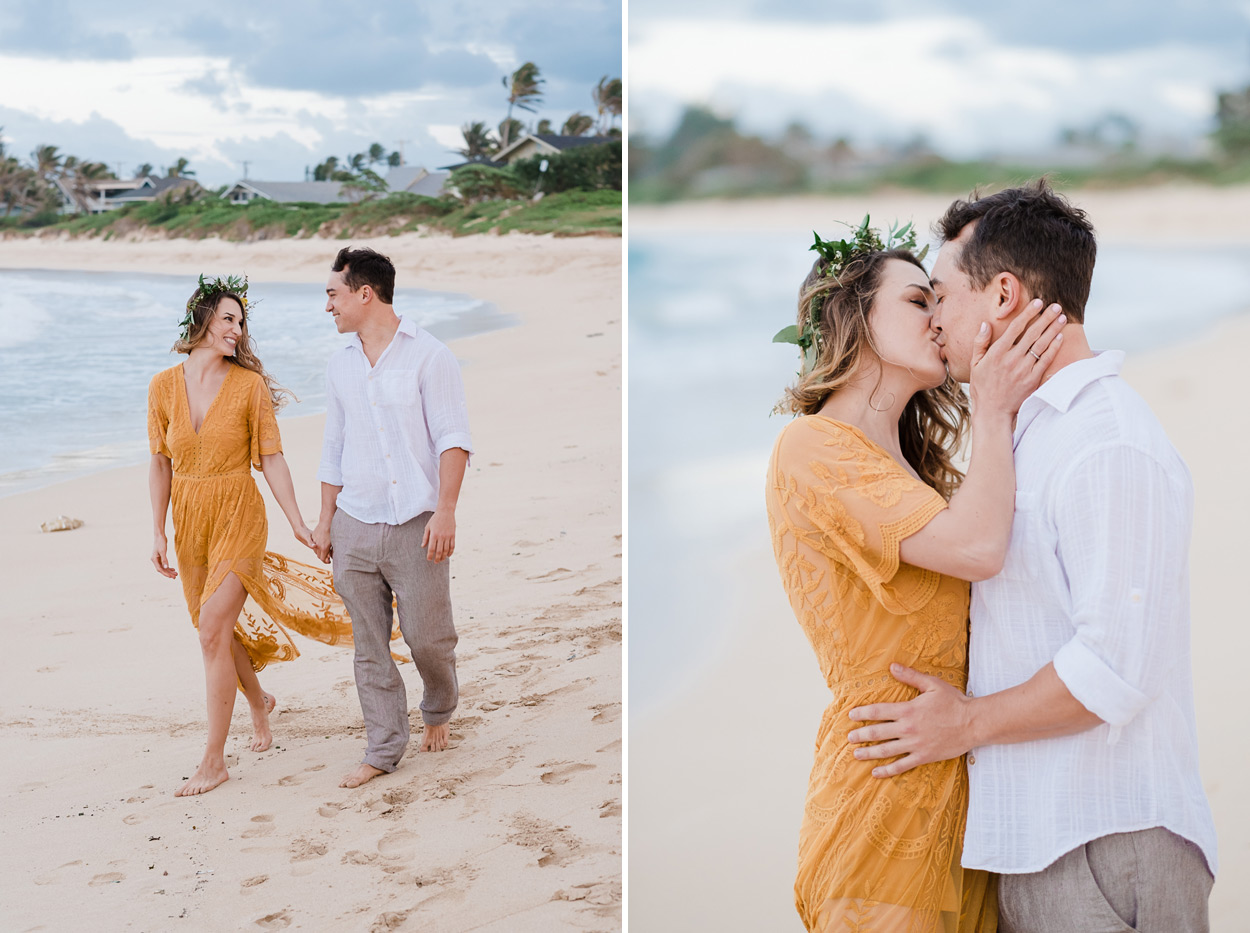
[311,247,473,790]
[845,181,1217,931]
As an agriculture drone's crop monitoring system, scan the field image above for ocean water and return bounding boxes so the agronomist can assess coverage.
[628,232,1250,715]
[0,268,512,495]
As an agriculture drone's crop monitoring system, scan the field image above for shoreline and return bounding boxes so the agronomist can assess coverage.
[628,183,1250,245]
[0,234,623,930]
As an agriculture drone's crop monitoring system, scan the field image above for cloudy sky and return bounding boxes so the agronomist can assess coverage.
[0,0,621,186]
[630,0,1250,157]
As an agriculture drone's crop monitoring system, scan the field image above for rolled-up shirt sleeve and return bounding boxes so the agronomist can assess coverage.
[421,345,474,459]
[317,363,346,486]
[1052,444,1192,728]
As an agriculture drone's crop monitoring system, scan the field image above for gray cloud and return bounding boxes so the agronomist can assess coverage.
[0,0,135,59]
[0,106,183,175]
[630,0,1250,56]
[0,0,620,99]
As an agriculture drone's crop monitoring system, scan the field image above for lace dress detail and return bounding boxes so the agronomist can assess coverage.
[148,363,393,670]
[766,416,997,933]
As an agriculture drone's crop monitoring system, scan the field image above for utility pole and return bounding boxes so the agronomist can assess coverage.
[241,160,251,180]
[395,140,409,166]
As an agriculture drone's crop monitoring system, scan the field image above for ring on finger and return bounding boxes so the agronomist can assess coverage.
[1028,348,1042,361]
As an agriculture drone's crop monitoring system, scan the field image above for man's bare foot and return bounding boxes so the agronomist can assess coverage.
[420,723,450,752]
[249,693,274,753]
[339,763,385,788]
[176,761,229,796]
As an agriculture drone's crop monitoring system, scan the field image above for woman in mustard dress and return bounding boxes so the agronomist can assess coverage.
[765,224,1067,931]
[148,276,351,797]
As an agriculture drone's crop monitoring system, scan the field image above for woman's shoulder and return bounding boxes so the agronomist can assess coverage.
[773,414,875,462]
[149,363,182,393]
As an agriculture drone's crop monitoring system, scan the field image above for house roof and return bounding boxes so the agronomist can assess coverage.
[493,133,612,163]
[404,171,449,197]
[226,181,347,204]
[384,165,427,191]
[110,176,200,202]
[437,159,504,171]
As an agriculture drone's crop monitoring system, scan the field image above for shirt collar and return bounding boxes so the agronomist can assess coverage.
[1013,349,1124,446]
[1029,349,1124,414]
[347,313,415,351]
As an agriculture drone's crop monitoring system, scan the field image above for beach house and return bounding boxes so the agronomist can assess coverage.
[224,180,349,205]
[491,133,613,166]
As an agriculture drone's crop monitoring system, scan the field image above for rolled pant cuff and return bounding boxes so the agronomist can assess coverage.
[422,711,455,727]
[362,755,399,774]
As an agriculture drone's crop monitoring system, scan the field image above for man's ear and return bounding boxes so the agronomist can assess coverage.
[358,285,373,305]
[992,272,1028,321]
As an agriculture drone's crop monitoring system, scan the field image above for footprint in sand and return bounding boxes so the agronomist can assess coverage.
[241,874,268,888]
[121,813,147,825]
[254,911,292,930]
[377,829,417,861]
[33,860,83,886]
[598,799,622,819]
[89,872,125,886]
[342,850,377,865]
[243,814,275,838]
[289,837,328,861]
[277,763,327,786]
[540,763,595,785]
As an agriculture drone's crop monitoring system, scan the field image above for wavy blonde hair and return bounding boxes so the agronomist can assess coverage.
[778,248,969,500]
[173,291,294,411]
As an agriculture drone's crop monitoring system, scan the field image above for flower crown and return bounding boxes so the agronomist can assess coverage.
[179,273,254,341]
[773,216,928,375]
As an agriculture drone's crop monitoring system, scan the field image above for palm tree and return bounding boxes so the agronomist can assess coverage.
[498,118,525,152]
[536,119,553,135]
[134,162,154,178]
[561,113,595,137]
[592,76,622,136]
[367,142,386,165]
[166,157,195,177]
[500,61,544,151]
[32,144,63,179]
[457,121,497,161]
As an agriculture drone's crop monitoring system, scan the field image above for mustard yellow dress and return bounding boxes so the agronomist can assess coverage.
[766,416,996,933]
[147,362,353,670]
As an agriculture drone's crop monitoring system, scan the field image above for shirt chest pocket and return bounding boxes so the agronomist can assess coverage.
[999,491,1042,581]
[376,371,419,409]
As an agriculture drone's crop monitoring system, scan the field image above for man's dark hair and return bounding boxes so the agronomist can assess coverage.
[935,177,1096,323]
[332,246,396,304]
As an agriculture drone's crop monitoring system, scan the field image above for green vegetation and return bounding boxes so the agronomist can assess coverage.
[630,89,1250,202]
[0,188,620,239]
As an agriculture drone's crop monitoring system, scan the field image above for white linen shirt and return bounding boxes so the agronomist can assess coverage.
[964,350,1217,876]
[317,315,473,526]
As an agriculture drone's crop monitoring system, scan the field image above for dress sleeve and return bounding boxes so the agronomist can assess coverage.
[247,373,283,470]
[147,372,172,458]
[771,419,947,613]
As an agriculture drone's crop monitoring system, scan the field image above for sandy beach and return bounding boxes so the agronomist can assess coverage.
[0,233,622,931]
[630,189,1250,931]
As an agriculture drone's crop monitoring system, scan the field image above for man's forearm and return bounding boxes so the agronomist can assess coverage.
[435,448,469,512]
[968,662,1103,747]
[319,482,342,524]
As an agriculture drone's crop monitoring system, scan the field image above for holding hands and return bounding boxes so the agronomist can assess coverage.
[969,299,1066,417]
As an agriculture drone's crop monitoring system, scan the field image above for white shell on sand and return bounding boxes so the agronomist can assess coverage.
[39,515,83,533]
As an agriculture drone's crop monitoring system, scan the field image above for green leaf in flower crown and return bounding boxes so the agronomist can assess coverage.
[773,324,800,345]
[803,342,818,374]
[916,243,929,263]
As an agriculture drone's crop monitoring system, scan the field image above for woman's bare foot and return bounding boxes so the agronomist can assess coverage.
[339,763,385,788]
[420,723,450,752]
[249,693,275,752]
[176,760,229,796]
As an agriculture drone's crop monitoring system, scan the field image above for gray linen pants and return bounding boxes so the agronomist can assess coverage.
[330,510,458,772]
[999,827,1213,933]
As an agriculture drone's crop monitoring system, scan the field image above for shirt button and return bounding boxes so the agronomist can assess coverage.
[968,754,976,766]
[967,690,974,698]
[392,480,397,485]
[1130,593,1143,604]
